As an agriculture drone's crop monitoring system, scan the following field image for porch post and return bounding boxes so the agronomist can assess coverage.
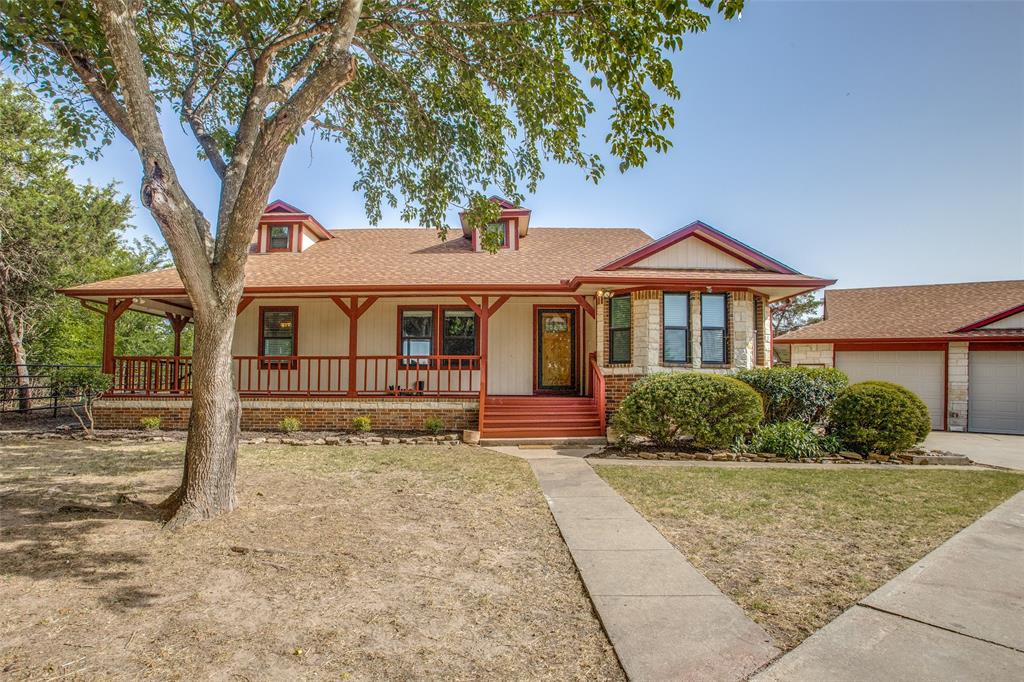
[347,296,358,397]
[101,298,132,374]
[479,296,489,427]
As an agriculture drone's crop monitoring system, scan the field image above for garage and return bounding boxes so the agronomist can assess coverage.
[835,350,945,430]
[969,350,1024,435]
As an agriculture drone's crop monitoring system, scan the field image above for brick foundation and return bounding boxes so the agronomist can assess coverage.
[603,373,645,421]
[94,398,479,432]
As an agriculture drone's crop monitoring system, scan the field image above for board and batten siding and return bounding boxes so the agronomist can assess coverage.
[231,295,595,396]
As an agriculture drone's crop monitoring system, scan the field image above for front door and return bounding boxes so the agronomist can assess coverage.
[536,308,578,393]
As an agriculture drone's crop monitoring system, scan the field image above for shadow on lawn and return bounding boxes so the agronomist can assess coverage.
[0,439,181,608]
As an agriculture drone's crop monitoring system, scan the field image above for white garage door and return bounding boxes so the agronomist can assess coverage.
[835,351,944,430]
[969,351,1024,435]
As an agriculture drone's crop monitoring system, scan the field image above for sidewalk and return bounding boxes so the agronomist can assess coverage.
[489,446,778,681]
[755,490,1024,680]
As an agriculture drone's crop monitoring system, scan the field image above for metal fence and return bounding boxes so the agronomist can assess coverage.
[0,364,97,416]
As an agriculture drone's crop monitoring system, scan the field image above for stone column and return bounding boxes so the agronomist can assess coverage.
[730,292,756,370]
[630,290,661,371]
[947,341,969,431]
[690,292,702,369]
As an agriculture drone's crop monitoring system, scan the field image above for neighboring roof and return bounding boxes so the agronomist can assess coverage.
[775,280,1024,343]
[599,220,798,274]
[62,226,832,297]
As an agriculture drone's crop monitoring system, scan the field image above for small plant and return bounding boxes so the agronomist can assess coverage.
[351,416,372,433]
[830,381,932,455]
[612,372,763,448]
[749,420,821,459]
[735,366,849,425]
[139,415,162,431]
[424,416,445,435]
[817,433,843,455]
[49,367,112,435]
[279,416,302,433]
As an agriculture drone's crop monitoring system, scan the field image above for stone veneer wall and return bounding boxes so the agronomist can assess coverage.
[946,341,969,431]
[94,398,479,432]
[789,343,835,367]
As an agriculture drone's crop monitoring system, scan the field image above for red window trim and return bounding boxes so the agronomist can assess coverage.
[470,219,515,251]
[396,305,480,367]
[266,224,294,252]
[258,306,298,368]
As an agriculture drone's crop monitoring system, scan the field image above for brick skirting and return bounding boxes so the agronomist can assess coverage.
[603,373,644,421]
[93,398,479,432]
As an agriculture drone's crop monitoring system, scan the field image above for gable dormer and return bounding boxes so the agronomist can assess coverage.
[251,200,334,254]
[459,196,531,252]
[599,220,798,273]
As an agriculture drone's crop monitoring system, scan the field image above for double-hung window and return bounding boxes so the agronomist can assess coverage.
[608,295,631,364]
[260,307,297,367]
[400,307,479,367]
[267,225,291,251]
[701,293,728,364]
[663,293,689,364]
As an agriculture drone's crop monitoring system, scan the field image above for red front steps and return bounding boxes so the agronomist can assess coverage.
[480,396,605,438]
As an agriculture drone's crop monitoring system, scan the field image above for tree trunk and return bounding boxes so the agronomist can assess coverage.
[0,301,31,412]
[161,301,240,529]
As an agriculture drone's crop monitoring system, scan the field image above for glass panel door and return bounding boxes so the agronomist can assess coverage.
[536,308,577,392]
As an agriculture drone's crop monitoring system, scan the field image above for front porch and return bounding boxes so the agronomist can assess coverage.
[92,293,606,438]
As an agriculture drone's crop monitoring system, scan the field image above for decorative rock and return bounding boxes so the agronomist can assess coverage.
[313,438,327,445]
[839,451,864,461]
[638,452,657,460]
[867,453,889,462]
[324,436,341,445]
[711,453,732,461]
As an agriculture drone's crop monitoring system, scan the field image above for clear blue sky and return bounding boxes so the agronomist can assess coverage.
[67,0,1023,289]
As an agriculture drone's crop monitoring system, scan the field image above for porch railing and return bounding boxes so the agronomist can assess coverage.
[110,355,481,398]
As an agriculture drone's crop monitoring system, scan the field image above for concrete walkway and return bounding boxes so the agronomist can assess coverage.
[755,490,1024,681]
[489,446,778,681]
[924,431,1024,470]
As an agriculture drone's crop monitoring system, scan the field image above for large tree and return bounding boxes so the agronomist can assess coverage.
[0,78,134,408]
[770,292,823,365]
[1,0,742,527]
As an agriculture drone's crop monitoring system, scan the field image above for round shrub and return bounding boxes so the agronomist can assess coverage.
[830,381,932,455]
[613,372,763,448]
[749,420,821,459]
[735,366,848,425]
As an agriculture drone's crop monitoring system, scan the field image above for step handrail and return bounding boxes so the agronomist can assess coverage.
[588,352,606,435]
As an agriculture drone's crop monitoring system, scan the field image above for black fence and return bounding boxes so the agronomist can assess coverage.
[0,364,98,417]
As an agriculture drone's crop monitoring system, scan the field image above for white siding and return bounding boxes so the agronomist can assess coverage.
[981,310,1024,329]
[629,237,754,270]
[835,350,945,429]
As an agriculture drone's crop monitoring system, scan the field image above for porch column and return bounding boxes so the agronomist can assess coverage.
[459,295,508,429]
[165,313,190,357]
[101,298,133,374]
[331,296,378,397]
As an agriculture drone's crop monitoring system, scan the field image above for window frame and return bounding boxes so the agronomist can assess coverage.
[397,305,480,368]
[662,292,690,365]
[700,293,729,365]
[265,224,293,252]
[608,294,632,365]
[258,306,298,368]
[472,219,513,251]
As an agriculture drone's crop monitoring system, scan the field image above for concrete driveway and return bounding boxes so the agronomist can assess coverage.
[924,432,1024,470]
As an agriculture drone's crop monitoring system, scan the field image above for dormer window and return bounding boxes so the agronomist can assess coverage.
[459,196,530,252]
[268,225,292,251]
[485,221,510,249]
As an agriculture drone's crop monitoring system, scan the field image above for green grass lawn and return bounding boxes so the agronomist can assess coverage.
[594,464,1024,650]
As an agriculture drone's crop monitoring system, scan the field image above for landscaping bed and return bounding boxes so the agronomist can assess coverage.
[593,443,974,466]
[594,465,1024,651]
[0,438,621,680]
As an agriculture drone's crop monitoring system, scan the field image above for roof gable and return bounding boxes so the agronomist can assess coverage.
[957,303,1024,331]
[598,221,798,273]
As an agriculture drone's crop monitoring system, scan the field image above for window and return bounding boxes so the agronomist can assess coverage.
[259,307,297,367]
[701,293,728,364]
[479,221,510,250]
[442,309,477,365]
[609,295,631,364]
[663,293,689,364]
[399,306,479,367]
[268,225,291,251]
[400,309,434,365]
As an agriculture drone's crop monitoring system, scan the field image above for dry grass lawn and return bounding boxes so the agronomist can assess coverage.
[594,464,1024,651]
[0,438,622,681]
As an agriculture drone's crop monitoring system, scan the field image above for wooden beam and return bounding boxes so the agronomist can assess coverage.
[459,295,483,317]
[102,298,132,374]
[487,296,510,316]
[354,296,378,319]
[347,296,359,396]
[329,295,352,317]
[573,295,596,319]
[237,296,255,315]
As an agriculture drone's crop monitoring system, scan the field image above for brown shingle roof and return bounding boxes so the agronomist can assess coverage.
[63,227,831,296]
[775,280,1024,342]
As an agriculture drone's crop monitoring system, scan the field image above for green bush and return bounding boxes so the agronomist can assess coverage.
[279,416,302,433]
[351,416,372,433]
[830,381,932,455]
[50,367,112,434]
[749,420,821,459]
[613,372,763,448]
[139,416,162,431]
[423,417,445,435]
[735,366,848,425]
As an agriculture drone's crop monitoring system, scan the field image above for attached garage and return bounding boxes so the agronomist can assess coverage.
[835,350,945,430]
[968,350,1024,435]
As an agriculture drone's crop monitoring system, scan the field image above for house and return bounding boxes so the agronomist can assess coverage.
[774,281,1024,435]
[61,198,833,439]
